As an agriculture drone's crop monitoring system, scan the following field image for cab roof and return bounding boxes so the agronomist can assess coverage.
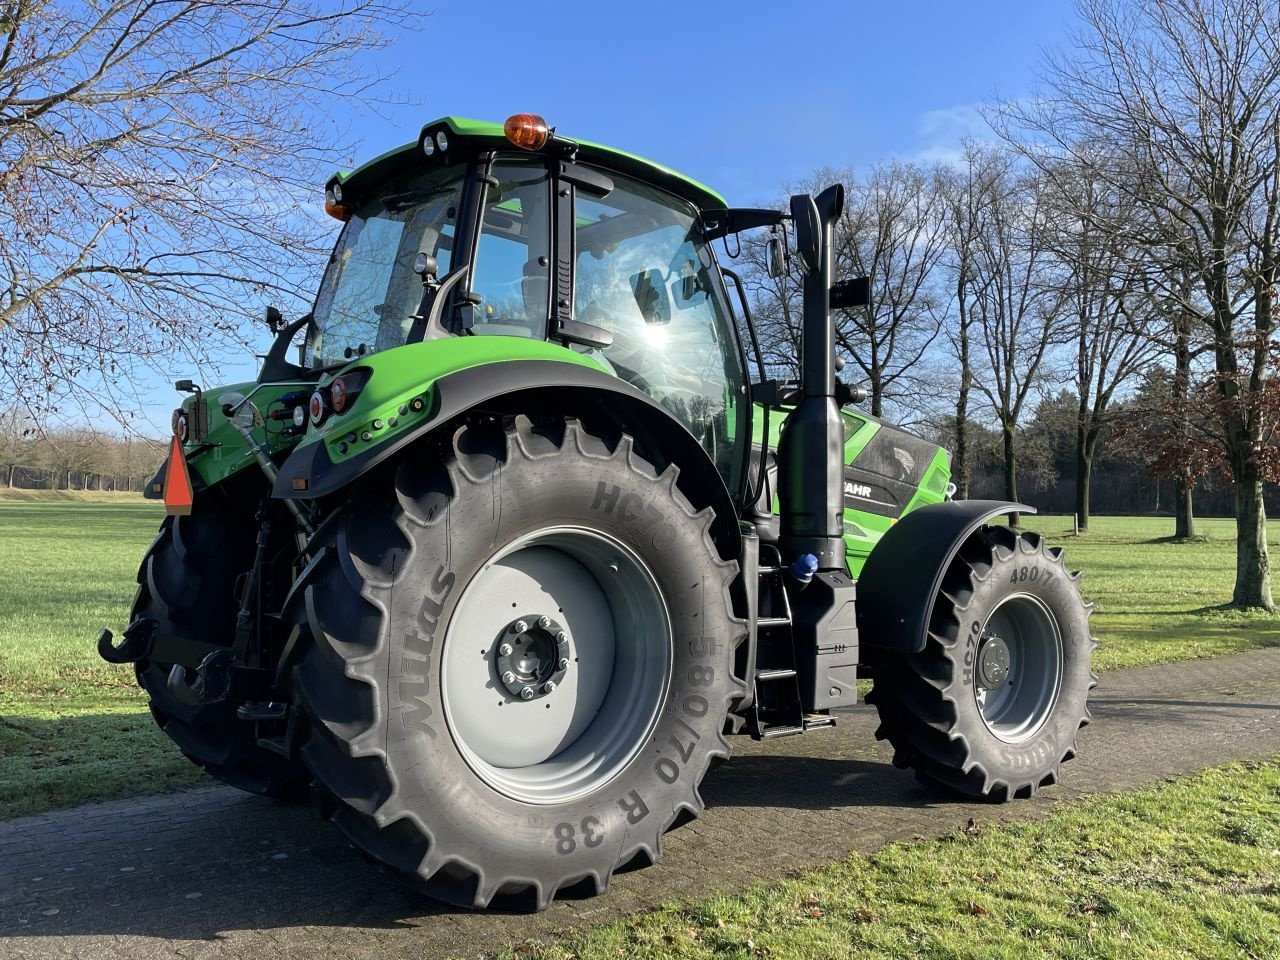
[330,116,727,212]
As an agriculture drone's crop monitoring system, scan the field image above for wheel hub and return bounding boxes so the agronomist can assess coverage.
[972,593,1064,744]
[441,529,672,804]
[977,634,1011,690]
[494,614,570,701]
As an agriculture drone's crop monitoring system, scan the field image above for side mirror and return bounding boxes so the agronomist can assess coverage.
[767,235,787,278]
[678,261,702,302]
[631,269,671,325]
[789,195,821,275]
[264,305,283,335]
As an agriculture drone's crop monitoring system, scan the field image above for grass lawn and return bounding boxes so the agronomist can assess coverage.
[509,758,1280,960]
[0,505,1278,820]
[0,500,205,818]
[1024,515,1280,671]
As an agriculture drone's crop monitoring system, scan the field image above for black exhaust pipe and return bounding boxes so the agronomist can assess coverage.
[777,184,845,572]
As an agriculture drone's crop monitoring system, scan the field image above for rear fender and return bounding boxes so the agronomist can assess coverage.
[273,359,742,562]
[856,500,1035,654]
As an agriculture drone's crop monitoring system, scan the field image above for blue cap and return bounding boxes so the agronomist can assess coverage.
[790,553,819,583]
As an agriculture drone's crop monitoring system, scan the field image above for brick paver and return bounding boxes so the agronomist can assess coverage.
[3,648,1280,959]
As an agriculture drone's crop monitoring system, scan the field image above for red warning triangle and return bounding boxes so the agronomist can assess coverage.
[163,434,194,516]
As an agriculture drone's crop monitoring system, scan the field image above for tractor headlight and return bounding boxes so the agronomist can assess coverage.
[422,135,436,157]
[293,405,308,428]
[435,130,449,152]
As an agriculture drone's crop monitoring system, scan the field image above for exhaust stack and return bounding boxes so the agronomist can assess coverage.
[777,185,846,571]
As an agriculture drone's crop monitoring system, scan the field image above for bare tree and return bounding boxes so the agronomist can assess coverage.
[0,0,405,427]
[1008,0,1280,607]
[936,143,1010,498]
[0,407,34,486]
[1040,155,1157,530]
[834,161,948,418]
[969,167,1065,515]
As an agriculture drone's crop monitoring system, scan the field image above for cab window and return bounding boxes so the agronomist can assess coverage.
[308,165,463,366]
[573,171,747,492]
[468,161,551,337]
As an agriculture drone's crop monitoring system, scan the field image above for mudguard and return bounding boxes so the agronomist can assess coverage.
[855,500,1036,653]
[273,358,742,560]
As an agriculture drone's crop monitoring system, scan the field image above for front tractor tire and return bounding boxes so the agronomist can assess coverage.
[288,415,742,910]
[131,496,309,798]
[866,526,1096,801]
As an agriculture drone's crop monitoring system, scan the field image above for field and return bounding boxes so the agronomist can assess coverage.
[0,500,205,817]
[1,501,1279,819]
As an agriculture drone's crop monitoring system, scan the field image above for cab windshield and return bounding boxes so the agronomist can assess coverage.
[574,172,748,495]
[306,166,465,367]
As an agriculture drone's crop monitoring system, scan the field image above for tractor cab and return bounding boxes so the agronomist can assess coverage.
[307,116,750,498]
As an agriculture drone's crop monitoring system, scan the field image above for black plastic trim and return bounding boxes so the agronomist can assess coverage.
[701,207,786,241]
[855,500,1036,654]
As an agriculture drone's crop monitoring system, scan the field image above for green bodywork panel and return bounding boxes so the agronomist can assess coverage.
[331,117,727,213]
[179,338,605,488]
[752,404,951,578]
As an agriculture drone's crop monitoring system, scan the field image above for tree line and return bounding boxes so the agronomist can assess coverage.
[0,410,164,492]
[732,0,1280,609]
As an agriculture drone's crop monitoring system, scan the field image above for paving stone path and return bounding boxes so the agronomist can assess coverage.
[3,648,1280,960]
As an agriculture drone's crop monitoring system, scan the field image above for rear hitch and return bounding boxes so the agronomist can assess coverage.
[167,649,233,706]
[97,617,158,664]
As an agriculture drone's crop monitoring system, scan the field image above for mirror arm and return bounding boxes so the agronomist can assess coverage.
[419,265,472,342]
[257,313,311,383]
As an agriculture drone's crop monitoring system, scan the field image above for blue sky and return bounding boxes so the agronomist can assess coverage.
[144,0,1078,429]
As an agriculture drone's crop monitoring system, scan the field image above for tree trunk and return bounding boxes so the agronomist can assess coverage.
[1174,469,1195,538]
[1232,462,1272,609]
[953,308,971,499]
[1074,425,1098,533]
[1002,421,1019,526]
[1171,304,1196,539]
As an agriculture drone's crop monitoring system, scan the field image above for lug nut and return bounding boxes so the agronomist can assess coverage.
[556,631,567,643]
[513,620,529,634]
[499,643,513,656]
[502,671,516,684]
[538,616,551,628]
[558,657,569,670]
[543,681,556,694]
[520,686,534,700]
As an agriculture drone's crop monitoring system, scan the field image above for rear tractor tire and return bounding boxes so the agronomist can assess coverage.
[132,493,309,798]
[866,525,1096,800]
[288,415,743,910]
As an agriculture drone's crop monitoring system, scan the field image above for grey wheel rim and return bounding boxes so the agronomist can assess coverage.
[442,526,672,805]
[973,593,1063,743]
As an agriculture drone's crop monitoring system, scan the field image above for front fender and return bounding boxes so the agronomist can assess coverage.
[856,500,1035,653]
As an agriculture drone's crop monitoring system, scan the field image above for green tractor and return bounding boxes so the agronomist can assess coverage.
[99,114,1095,910]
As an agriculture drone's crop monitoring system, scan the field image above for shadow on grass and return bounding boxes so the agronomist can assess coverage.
[1184,602,1280,617]
[0,708,203,820]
